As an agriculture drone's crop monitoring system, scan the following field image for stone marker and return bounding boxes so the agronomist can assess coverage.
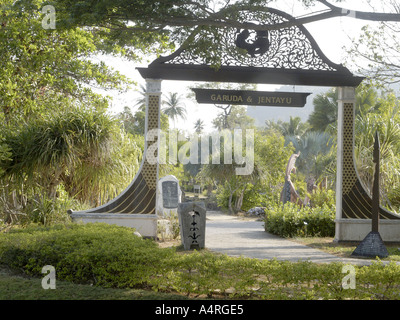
[178,202,206,250]
[156,175,182,217]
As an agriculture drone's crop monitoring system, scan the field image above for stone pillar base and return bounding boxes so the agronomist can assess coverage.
[70,212,158,238]
[334,218,400,242]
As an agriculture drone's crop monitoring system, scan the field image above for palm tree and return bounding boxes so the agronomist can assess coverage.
[265,117,309,137]
[194,119,205,135]
[162,92,187,128]
[356,85,380,116]
[285,131,335,181]
[354,94,400,206]
[281,116,309,137]
[308,86,380,133]
[135,84,147,110]
[308,89,338,132]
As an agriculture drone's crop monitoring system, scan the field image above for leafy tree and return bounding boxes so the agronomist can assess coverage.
[117,105,170,136]
[255,130,295,184]
[212,105,255,130]
[189,82,256,131]
[0,0,143,224]
[346,0,400,84]
[212,104,232,130]
[308,89,338,132]
[2,106,142,204]
[0,0,131,126]
[356,84,381,116]
[117,106,137,134]
[308,85,382,133]
[200,162,262,214]
[200,129,293,212]
[117,84,170,135]
[50,0,400,66]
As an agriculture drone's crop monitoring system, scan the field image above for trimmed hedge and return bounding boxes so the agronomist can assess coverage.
[0,223,174,288]
[264,203,335,237]
[1,223,400,299]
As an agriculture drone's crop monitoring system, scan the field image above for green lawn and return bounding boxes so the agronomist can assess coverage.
[0,266,189,300]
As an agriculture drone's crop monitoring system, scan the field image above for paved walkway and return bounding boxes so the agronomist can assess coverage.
[205,211,384,266]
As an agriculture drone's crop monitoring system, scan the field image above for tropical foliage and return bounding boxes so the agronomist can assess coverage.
[2,0,400,304]
[354,91,400,211]
[1,0,400,223]
[0,0,141,225]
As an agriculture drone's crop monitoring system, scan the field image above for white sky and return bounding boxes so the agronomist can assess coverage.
[99,0,385,134]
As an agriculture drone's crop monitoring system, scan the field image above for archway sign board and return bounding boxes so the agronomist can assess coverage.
[191,88,311,108]
[69,7,400,241]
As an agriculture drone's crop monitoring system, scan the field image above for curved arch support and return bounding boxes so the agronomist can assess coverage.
[68,79,162,237]
[335,87,400,242]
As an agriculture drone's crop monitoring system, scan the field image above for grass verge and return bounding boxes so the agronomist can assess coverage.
[2,223,400,300]
[294,237,400,261]
[0,266,189,300]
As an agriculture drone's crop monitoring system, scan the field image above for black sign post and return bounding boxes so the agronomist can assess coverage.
[351,132,388,259]
[192,88,311,108]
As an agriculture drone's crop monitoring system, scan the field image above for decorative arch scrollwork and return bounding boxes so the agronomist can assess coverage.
[161,8,342,72]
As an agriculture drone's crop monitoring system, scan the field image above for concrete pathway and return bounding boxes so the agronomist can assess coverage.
[205,211,384,266]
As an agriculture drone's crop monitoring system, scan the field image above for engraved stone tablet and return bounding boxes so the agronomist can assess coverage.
[162,181,179,209]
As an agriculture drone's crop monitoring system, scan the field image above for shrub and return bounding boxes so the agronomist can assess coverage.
[24,185,85,226]
[240,184,265,212]
[264,202,335,237]
[309,188,335,208]
[0,223,174,288]
[1,223,400,299]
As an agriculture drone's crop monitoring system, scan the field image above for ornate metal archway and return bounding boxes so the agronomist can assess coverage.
[69,7,400,241]
[137,8,362,87]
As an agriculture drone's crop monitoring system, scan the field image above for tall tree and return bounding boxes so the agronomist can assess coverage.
[194,119,205,135]
[117,105,170,136]
[134,85,148,109]
[0,0,131,126]
[308,89,338,132]
[346,1,400,84]
[212,105,255,130]
[308,85,381,133]
[199,151,262,213]
[265,117,309,137]
[0,0,140,224]
[162,92,187,128]
[50,0,400,60]
[117,84,170,135]
[190,82,256,130]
